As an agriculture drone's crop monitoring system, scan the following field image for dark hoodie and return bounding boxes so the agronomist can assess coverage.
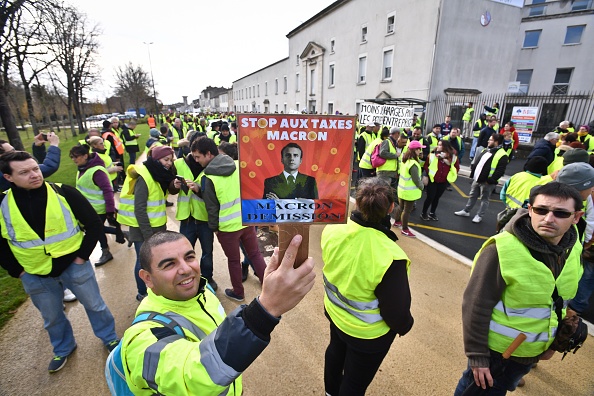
[201,154,237,231]
[461,209,578,367]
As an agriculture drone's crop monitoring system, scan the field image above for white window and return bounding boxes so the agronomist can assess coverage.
[523,30,541,48]
[564,25,585,45]
[295,73,300,92]
[382,48,393,80]
[387,13,395,34]
[265,82,268,96]
[257,84,260,97]
[516,69,533,94]
[330,38,335,53]
[275,78,279,95]
[296,103,300,112]
[310,69,316,94]
[296,55,299,66]
[358,55,367,83]
[328,102,334,115]
[529,0,546,16]
[275,104,279,112]
[361,25,367,42]
[284,76,288,93]
[284,103,287,113]
[329,63,335,87]
[552,68,573,95]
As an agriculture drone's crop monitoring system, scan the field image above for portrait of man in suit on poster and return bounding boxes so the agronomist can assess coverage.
[263,142,318,200]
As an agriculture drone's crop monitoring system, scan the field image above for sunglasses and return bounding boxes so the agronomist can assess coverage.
[531,206,575,219]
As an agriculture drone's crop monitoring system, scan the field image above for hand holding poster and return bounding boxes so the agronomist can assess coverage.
[238,114,355,225]
[358,102,414,129]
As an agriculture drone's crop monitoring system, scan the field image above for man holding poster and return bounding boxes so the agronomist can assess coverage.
[263,142,318,200]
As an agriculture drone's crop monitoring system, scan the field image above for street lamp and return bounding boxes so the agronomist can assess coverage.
[143,41,159,123]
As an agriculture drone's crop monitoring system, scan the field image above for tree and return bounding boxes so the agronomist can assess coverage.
[0,0,27,150]
[114,62,152,118]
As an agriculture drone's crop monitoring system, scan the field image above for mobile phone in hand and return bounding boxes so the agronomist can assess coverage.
[176,175,189,194]
[41,133,49,141]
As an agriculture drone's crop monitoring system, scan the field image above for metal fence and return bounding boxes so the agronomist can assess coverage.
[427,91,594,144]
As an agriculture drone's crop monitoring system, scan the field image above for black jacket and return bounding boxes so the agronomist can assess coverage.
[470,146,508,184]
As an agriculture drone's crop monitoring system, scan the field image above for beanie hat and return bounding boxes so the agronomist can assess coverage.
[151,145,174,161]
[557,162,594,191]
[562,148,589,166]
[149,128,160,138]
[523,156,548,176]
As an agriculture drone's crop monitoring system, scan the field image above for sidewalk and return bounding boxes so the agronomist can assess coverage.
[0,203,592,395]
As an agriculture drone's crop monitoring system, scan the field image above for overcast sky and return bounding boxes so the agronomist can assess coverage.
[67,0,336,105]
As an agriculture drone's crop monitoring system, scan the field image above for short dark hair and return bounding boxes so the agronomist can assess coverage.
[218,142,238,160]
[0,151,35,175]
[355,177,394,224]
[281,142,303,159]
[529,182,583,212]
[491,133,504,145]
[193,138,218,156]
[69,145,89,158]
[139,231,187,272]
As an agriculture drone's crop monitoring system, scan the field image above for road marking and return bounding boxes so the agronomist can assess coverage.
[451,181,502,203]
[408,223,489,240]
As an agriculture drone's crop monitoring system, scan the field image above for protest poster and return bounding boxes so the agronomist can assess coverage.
[510,106,539,143]
[238,114,355,225]
[357,102,414,129]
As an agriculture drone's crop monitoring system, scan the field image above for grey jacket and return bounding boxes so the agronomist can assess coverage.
[201,154,237,231]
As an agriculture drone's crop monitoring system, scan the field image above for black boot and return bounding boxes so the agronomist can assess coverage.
[95,248,113,266]
[241,262,249,282]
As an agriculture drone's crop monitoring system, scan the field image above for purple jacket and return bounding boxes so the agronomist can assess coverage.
[77,153,116,213]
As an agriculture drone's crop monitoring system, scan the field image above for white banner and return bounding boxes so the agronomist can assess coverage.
[358,102,414,129]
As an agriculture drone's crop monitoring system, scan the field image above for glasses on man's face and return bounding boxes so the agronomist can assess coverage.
[531,206,575,219]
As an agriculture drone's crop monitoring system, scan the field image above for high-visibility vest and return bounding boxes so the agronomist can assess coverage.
[427,153,458,183]
[147,117,156,128]
[359,132,375,160]
[462,107,474,122]
[578,135,594,153]
[76,165,111,214]
[202,161,244,232]
[488,148,508,178]
[504,172,542,208]
[0,183,83,275]
[398,159,422,201]
[174,158,207,222]
[473,120,485,138]
[118,165,167,228]
[547,155,564,175]
[359,138,382,170]
[474,231,581,357]
[214,134,237,146]
[170,126,187,148]
[376,139,398,172]
[124,129,139,147]
[102,131,125,155]
[485,107,499,117]
[96,151,117,182]
[322,218,410,339]
[422,133,439,153]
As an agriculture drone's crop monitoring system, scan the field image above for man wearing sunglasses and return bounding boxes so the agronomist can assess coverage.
[454,180,589,395]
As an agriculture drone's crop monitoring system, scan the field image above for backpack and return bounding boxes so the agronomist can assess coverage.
[105,312,185,396]
[370,143,386,168]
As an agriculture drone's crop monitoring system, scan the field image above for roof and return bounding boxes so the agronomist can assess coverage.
[286,0,349,38]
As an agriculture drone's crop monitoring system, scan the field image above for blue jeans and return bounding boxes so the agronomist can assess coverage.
[20,260,117,357]
[470,138,479,158]
[134,241,147,296]
[454,353,533,396]
[179,219,214,279]
[570,260,594,314]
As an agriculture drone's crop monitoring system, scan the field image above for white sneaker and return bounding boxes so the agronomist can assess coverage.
[454,210,470,217]
[472,215,482,223]
[63,288,77,303]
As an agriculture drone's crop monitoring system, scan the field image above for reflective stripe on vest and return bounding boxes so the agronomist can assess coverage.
[174,158,207,221]
[505,172,542,209]
[473,120,485,137]
[358,138,381,169]
[102,131,124,155]
[427,153,458,183]
[76,165,110,214]
[488,148,508,178]
[0,183,83,275]
[377,139,398,172]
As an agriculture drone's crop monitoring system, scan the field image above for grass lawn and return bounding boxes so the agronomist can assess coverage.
[0,123,149,330]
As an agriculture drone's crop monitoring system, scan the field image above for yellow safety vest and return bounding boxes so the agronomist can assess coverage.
[474,231,581,357]
[202,162,244,232]
[322,219,410,339]
[0,183,83,275]
[473,120,485,138]
[76,165,110,214]
[96,151,117,182]
[398,159,422,201]
[124,129,139,147]
[504,172,542,209]
[427,153,458,183]
[376,140,398,172]
[214,135,237,145]
[118,165,167,228]
[462,107,474,122]
[174,158,208,222]
[547,156,564,175]
[359,138,382,170]
[359,132,375,161]
[488,148,509,178]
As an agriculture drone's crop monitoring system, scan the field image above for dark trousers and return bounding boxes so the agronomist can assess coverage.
[179,218,214,280]
[98,213,117,249]
[216,227,266,297]
[324,320,396,396]
[128,150,137,166]
[422,182,448,215]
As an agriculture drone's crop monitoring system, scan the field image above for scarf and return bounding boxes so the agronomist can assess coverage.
[144,156,176,194]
